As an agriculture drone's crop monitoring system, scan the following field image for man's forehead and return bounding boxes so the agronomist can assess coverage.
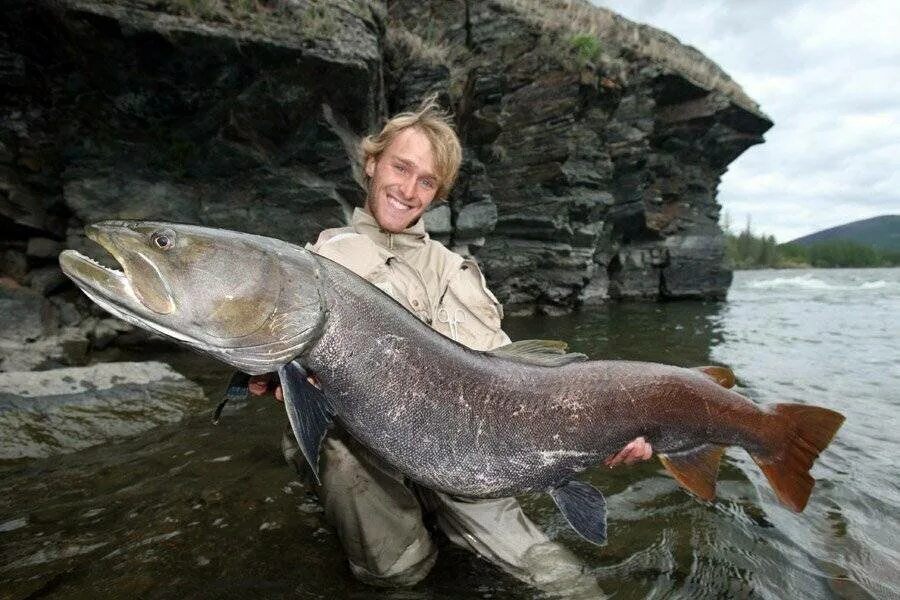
[384,129,437,175]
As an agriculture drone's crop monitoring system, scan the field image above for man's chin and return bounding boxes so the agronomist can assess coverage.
[379,211,420,233]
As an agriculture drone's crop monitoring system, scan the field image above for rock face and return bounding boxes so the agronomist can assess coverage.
[388,1,771,312]
[0,0,772,337]
[0,361,205,458]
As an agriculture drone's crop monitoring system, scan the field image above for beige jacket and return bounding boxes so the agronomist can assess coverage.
[308,208,510,351]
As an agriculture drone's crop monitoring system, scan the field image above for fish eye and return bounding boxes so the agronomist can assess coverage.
[151,229,176,250]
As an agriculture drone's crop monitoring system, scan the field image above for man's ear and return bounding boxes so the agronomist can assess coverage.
[365,156,376,178]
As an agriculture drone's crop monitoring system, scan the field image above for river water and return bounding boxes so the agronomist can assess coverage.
[1,268,898,599]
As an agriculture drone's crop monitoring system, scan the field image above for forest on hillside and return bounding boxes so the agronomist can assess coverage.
[724,222,900,269]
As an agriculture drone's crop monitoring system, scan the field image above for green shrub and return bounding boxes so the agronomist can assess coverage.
[569,33,601,62]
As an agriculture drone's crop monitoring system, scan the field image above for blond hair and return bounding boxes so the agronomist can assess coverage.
[360,95,463,200]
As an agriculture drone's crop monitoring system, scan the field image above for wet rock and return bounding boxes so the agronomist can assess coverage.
[90,317,134,351]
[0,327,92,372]
[0,284,53,343]
[26,266,68,295]
[0,361,205,459]
[456,200,498,240]
[26,237,64,260]
[50,295,87,327]
[0,282,101,371]
[1,248,28,281]
[424,203,452,242]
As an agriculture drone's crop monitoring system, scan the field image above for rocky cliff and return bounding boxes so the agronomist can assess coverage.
[0,0,771,369]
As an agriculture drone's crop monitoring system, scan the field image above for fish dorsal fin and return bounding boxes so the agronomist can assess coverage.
[693,365,736,388]
[279,360,334,485]
[488,339,588,367]
[658,444,726,501]
[549,480,608,545]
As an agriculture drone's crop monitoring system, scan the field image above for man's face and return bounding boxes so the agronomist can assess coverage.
[365,127,439,233]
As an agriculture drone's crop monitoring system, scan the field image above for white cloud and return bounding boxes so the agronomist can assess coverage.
[598,0,900,241]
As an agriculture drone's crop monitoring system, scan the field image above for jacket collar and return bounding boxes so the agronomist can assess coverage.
[351,207,429,253]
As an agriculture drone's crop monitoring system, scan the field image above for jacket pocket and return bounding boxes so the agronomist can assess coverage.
[439,260,504,349]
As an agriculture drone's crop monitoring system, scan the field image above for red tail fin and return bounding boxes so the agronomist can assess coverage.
[752,404,845,512]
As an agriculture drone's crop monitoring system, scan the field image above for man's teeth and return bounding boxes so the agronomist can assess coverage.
[388,196,410,211]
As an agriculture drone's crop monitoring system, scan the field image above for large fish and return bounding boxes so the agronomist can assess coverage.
[59,221,844,545]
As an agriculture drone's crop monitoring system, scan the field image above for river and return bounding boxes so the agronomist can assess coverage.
[1,268,897,599]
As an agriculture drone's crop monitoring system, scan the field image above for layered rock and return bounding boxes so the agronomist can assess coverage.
[0,0,772,354]
[388,0,771,312]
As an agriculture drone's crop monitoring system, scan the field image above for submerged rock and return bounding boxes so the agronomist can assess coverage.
[0,361,205,459]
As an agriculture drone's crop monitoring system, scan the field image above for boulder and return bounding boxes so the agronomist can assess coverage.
[0,284,54,343]
[26,237,64,260]
[25,266,68,296]
[0,361,206,459]
[456,200,498,239]
[1,248,28,281]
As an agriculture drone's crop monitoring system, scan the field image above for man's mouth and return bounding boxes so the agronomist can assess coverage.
[387,194,413,211]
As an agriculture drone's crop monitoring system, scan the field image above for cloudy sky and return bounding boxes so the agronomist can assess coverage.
[598,0,900,242]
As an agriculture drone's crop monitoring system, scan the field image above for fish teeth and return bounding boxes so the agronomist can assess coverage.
[72,250,124,275]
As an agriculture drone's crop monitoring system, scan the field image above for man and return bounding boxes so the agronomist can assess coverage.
[250,97,652,592]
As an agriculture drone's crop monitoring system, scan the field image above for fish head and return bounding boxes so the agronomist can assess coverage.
[60,220,327,373]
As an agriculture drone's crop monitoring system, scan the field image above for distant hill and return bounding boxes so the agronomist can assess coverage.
[788,215,900,251]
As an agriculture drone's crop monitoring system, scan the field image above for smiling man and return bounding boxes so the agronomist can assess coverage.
[364,126,441,232]
[251,97,651,592]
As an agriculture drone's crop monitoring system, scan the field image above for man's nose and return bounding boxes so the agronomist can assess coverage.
[401,174,417,199]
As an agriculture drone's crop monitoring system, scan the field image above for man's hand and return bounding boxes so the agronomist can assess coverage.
[603,437,652,467]
[248,372,321,402]
[248,373,284,402]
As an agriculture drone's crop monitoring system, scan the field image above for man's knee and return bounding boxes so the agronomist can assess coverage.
[347,535,437,587]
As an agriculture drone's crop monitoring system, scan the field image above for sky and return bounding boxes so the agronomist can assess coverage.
[597,0,900,242]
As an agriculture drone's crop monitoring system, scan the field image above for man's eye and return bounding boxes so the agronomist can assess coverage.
[420,179,435,190]
[394,164,406,173]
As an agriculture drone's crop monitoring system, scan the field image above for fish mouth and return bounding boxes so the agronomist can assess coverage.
[60,225,135,305]
[60,222,181,331]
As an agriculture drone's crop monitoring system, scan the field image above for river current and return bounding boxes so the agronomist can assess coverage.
[1,268,898,599]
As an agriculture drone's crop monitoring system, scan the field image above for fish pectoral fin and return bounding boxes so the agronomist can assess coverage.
[658,444,726,501]
[549,480,608,545]
[279,360,334,485]
[488,339,588,367]
[693,366,736,388]
[212,371,251,424]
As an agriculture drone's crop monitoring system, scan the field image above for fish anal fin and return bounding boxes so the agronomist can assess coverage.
[752,403,845,512]
[549,480,607,545]
[693,366,736,388]
[278,360,334,485]
[658,444,726,501]
[489,339,588,367]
